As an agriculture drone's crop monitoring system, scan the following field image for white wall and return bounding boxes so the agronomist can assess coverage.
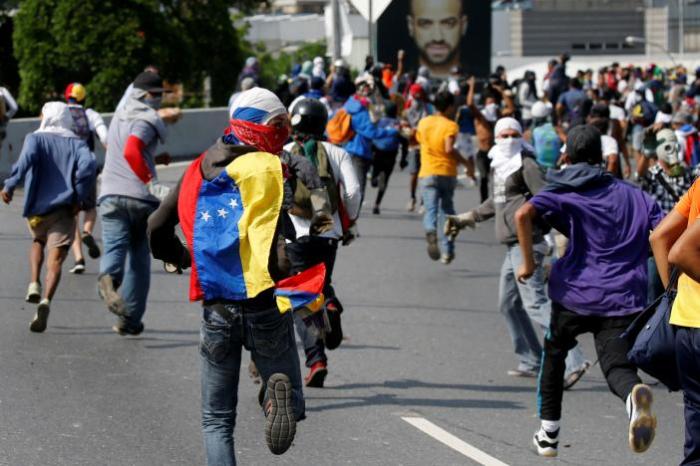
[0,107,229,177]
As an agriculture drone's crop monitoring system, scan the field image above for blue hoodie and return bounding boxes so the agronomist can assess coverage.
[343,96,398,160]
[3,133,96,217]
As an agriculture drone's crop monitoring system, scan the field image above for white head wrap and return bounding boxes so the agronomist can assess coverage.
[494,117,523,138]
[229,87,287,124]
[35,101,77,138]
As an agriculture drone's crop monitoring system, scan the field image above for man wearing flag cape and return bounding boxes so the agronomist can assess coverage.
[147,88,333,465]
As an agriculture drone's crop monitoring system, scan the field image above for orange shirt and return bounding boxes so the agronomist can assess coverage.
[671,178,700,327]
[416,115,459,178]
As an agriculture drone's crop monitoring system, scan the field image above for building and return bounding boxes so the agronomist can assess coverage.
[269,0,327,14]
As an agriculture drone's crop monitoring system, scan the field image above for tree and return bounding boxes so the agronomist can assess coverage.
[13,0,244,113]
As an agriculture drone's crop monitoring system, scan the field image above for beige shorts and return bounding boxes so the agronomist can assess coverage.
[27,208,76,250]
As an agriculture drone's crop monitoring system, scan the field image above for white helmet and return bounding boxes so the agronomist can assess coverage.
[531,101,551,119]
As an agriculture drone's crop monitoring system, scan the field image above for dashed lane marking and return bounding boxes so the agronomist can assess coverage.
[402,416,510,466]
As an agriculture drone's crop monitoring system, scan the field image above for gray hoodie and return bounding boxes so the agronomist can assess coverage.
[470,152,548,245]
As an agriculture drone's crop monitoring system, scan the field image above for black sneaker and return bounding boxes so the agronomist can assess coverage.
[425,232,440,261]
[82,232,101,259]
[98,274,128,317]
[112,323,144,336]
[629,384,656,453]
[372,205,380,215]
[533,427,559,458]
[265,373,296,455]
[70,259,86,274]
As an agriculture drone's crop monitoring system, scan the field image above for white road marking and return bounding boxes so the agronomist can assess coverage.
[402,416,510,466]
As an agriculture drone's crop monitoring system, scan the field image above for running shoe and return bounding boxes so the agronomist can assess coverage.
[112,322,144,336]
[507,368,539,378]
[304,361,328,388]
[406,198,416,212]
[372,205,380,215]
[533,427,559,457]
[82,232,101,259]
[70,259,86,274]
[265,373,296,455]
[98,274,128,317]
[425,232,440,261]
[30,299,51,333]
[628,384,656,453]
[440,253,454,265]
[563,360,591,391]
[25,282,41,304]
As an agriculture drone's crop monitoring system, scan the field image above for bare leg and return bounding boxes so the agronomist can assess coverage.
[71,215,84,262]
[410,173,418,201]
[465,159,476,181]
[44,246,68,301]
[30,241,44,284]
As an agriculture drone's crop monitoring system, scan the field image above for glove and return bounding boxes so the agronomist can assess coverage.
[309,188,334,235]
[444,211,476,240]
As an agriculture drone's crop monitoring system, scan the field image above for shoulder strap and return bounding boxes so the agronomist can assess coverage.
[654,169,680,202]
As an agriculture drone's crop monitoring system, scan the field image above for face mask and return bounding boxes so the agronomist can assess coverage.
[145,96,162,110]
[483,103,499,122]
[495,136,523,157]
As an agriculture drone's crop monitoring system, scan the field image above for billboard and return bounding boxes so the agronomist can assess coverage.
[377,0,491,79]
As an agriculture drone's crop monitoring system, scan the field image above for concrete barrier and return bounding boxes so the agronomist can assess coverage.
[0,107,229,176]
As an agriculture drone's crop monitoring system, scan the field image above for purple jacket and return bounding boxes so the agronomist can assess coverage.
[530,164,664,317]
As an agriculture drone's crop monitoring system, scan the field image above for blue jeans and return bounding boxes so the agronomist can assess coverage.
[419,175,457,256]
[676,326,700,465]
[499,244,586,374]
[201,304,305,466]
[98,195,157,329]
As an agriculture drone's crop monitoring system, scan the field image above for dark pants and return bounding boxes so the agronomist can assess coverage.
[476,149,491,203]
[676,326,700,465]
[351,155,372,205]
[372,148,398,207]
[200,302,304,466]
[538,302,641,421]
[287,236,339,367]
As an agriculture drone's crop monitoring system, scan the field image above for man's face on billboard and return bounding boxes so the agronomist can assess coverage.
[407,0,467,66]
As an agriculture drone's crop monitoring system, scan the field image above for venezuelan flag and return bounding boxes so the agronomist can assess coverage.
[275,262,327,314]
[178,152,284,302]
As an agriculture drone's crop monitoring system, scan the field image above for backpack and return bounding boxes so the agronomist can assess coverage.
[632,100,657,126]
[532,123,561,169]
[289,141,340,218]
[326,108,354,145]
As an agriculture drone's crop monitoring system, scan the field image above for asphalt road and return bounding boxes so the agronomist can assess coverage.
[0,163,686,466]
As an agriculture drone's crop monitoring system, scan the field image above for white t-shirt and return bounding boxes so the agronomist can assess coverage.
[601,134,619,159]
[283,141,361,240]
[609,104,626,122]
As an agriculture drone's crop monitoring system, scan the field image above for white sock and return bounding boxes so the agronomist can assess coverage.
[626,393,633,420]
[541,420,560,434]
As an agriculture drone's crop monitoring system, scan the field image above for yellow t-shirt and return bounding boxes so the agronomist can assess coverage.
[671,178,700,328]
[416,115,459,178]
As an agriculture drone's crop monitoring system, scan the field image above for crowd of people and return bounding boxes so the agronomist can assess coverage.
[5,49,700,464]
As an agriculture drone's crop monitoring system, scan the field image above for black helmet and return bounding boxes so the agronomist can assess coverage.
[291,98,328,137]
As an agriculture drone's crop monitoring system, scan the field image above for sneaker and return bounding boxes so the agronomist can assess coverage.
[533,427,559,457]
[30,299,51,333]
[628,384,656,453]
[425,232,440,261]
[70,260,86,274]
[563,360,591,391]
[304,361,328,388]
[324,301,343,350]
[372,205,380,215]
[507,368,539,378]
[98,274,128,317]
[25,282,41,304]
[265,373,296,455]
[406,198,416,212]
[440,253,454,265]
[112,322,144,336]
[82,232,101,259]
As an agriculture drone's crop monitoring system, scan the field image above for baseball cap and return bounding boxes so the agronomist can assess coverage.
[656,129,680,164]
[133,71,167,94]
[64,82,87,102]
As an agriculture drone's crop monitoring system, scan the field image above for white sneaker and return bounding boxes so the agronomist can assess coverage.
[25,282,41,304]
[533,427,559,457]
[30,299,50,333]
[628,384,656,453]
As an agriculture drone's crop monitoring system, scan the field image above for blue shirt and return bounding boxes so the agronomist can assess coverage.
[3,133,96,217]
[372,117,400,152]
[557,89,586,121]
[456,106,475,135]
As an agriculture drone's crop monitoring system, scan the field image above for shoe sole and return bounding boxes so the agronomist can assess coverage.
[111,324,144,336]
[25,292,41,304]
[82,235,101,259]
[426,236,440,261]
[98,276,128,317]
[30,302,50,333]
[533,435,558,458]
[305,367,328,388]
[70,267,85,275]
[507,370,538,378]
[325,308,343,350]
[265,373,296,455]
[563,362,590,391]
[629,384,656,453]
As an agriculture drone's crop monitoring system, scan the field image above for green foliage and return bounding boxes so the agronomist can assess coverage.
[13,0,244,113]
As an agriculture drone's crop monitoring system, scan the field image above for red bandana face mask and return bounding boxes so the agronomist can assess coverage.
[227,119,290,155]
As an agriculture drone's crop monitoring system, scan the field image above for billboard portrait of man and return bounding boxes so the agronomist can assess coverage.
[377,0,491,79]
[407,0,468,76]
